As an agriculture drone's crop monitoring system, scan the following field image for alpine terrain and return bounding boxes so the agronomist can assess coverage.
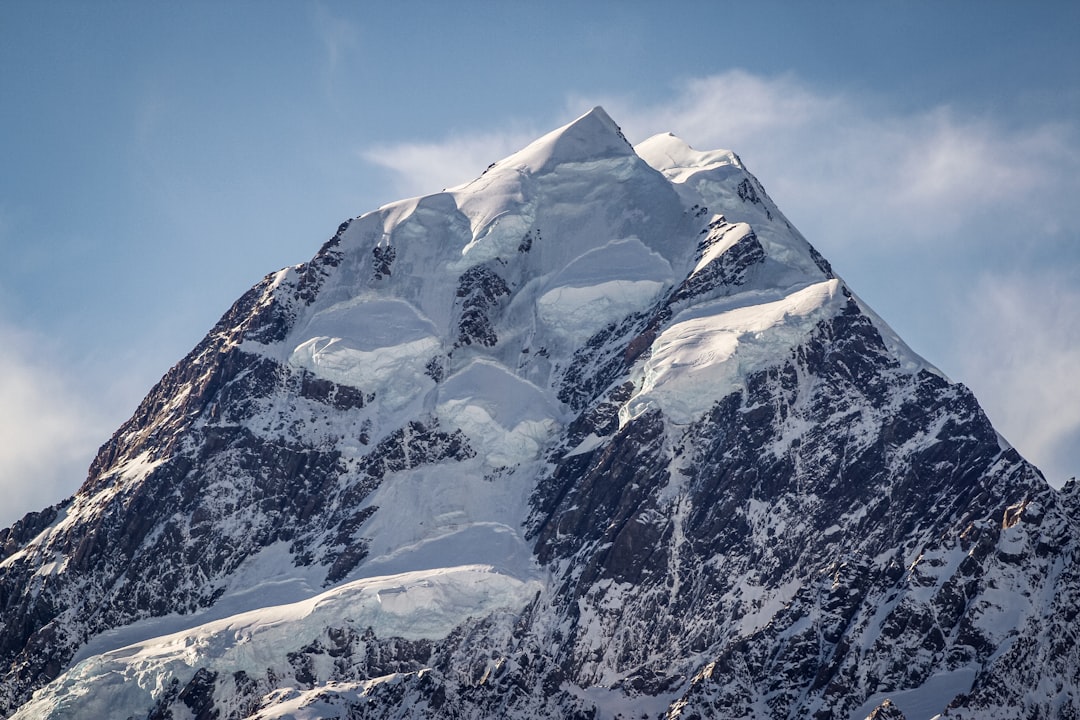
[2,107,1077,720]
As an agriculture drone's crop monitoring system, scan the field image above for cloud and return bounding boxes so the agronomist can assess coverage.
[363,128,539,199]
[950,271,1080,485]
[577,72,1080,244]
[0,320,109,528]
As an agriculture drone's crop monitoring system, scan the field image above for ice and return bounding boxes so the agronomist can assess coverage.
[623,279,843,425]
[287,297,439,410]
[458,208,534,266]
[536,237,673,343]
[15,566,541,720]
[538,279,665,344]
[435,359,561,466]
[70,542,326,666]
[295,297,439,352]
[332,360,553,582]
[546,236,673,287]
[352,456,540,582]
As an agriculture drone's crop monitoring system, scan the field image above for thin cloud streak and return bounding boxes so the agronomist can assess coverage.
[312,3,359,75]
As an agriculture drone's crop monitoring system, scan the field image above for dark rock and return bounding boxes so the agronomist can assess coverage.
[455,265,510,347]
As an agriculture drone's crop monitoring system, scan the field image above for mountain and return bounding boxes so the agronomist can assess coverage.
[3,107,1078,719]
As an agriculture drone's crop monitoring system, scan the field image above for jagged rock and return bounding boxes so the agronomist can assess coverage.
[865,699,907,720]
[455,264,510,347]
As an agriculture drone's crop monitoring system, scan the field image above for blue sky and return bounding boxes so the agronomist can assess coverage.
[1,1,1078,526]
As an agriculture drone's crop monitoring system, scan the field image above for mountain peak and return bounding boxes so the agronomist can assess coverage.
[577,104,620,131]
[2,109,1071,720]
[498,105,634,173]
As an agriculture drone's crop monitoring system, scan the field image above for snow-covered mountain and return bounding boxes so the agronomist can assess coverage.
[2,107,1078,720]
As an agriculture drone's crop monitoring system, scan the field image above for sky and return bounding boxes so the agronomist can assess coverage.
[1,1,1078,527]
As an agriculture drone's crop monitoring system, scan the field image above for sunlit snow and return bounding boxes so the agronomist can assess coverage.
[625,279,843,424]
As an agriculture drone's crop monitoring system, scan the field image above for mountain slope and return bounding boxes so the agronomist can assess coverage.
[2,107,1077,719]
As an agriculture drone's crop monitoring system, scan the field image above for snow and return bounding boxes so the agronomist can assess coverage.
[636,132,741,184]
[250,676,413,720]
[574,684,678,720]
[848,288,945,378]
[70,542,327,667]
[736,576,803,636]
[249,681,365,719]
[1,451,166,571]
[851,666,978,720]
[493,106,633,175]
[637,130,941,384]
[906,543,968,604]
[691,221,753,275]
[564,432,609,458]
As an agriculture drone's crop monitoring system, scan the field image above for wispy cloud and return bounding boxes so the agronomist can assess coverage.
[0,320,110,527]
[363,70,1079,244]
[951,271,1080,484]
[363,129,539,199]
[575,72,1080,244]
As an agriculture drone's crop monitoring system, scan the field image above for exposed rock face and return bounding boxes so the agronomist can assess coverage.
[3,108,1077,720]
[455,264,510,347]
